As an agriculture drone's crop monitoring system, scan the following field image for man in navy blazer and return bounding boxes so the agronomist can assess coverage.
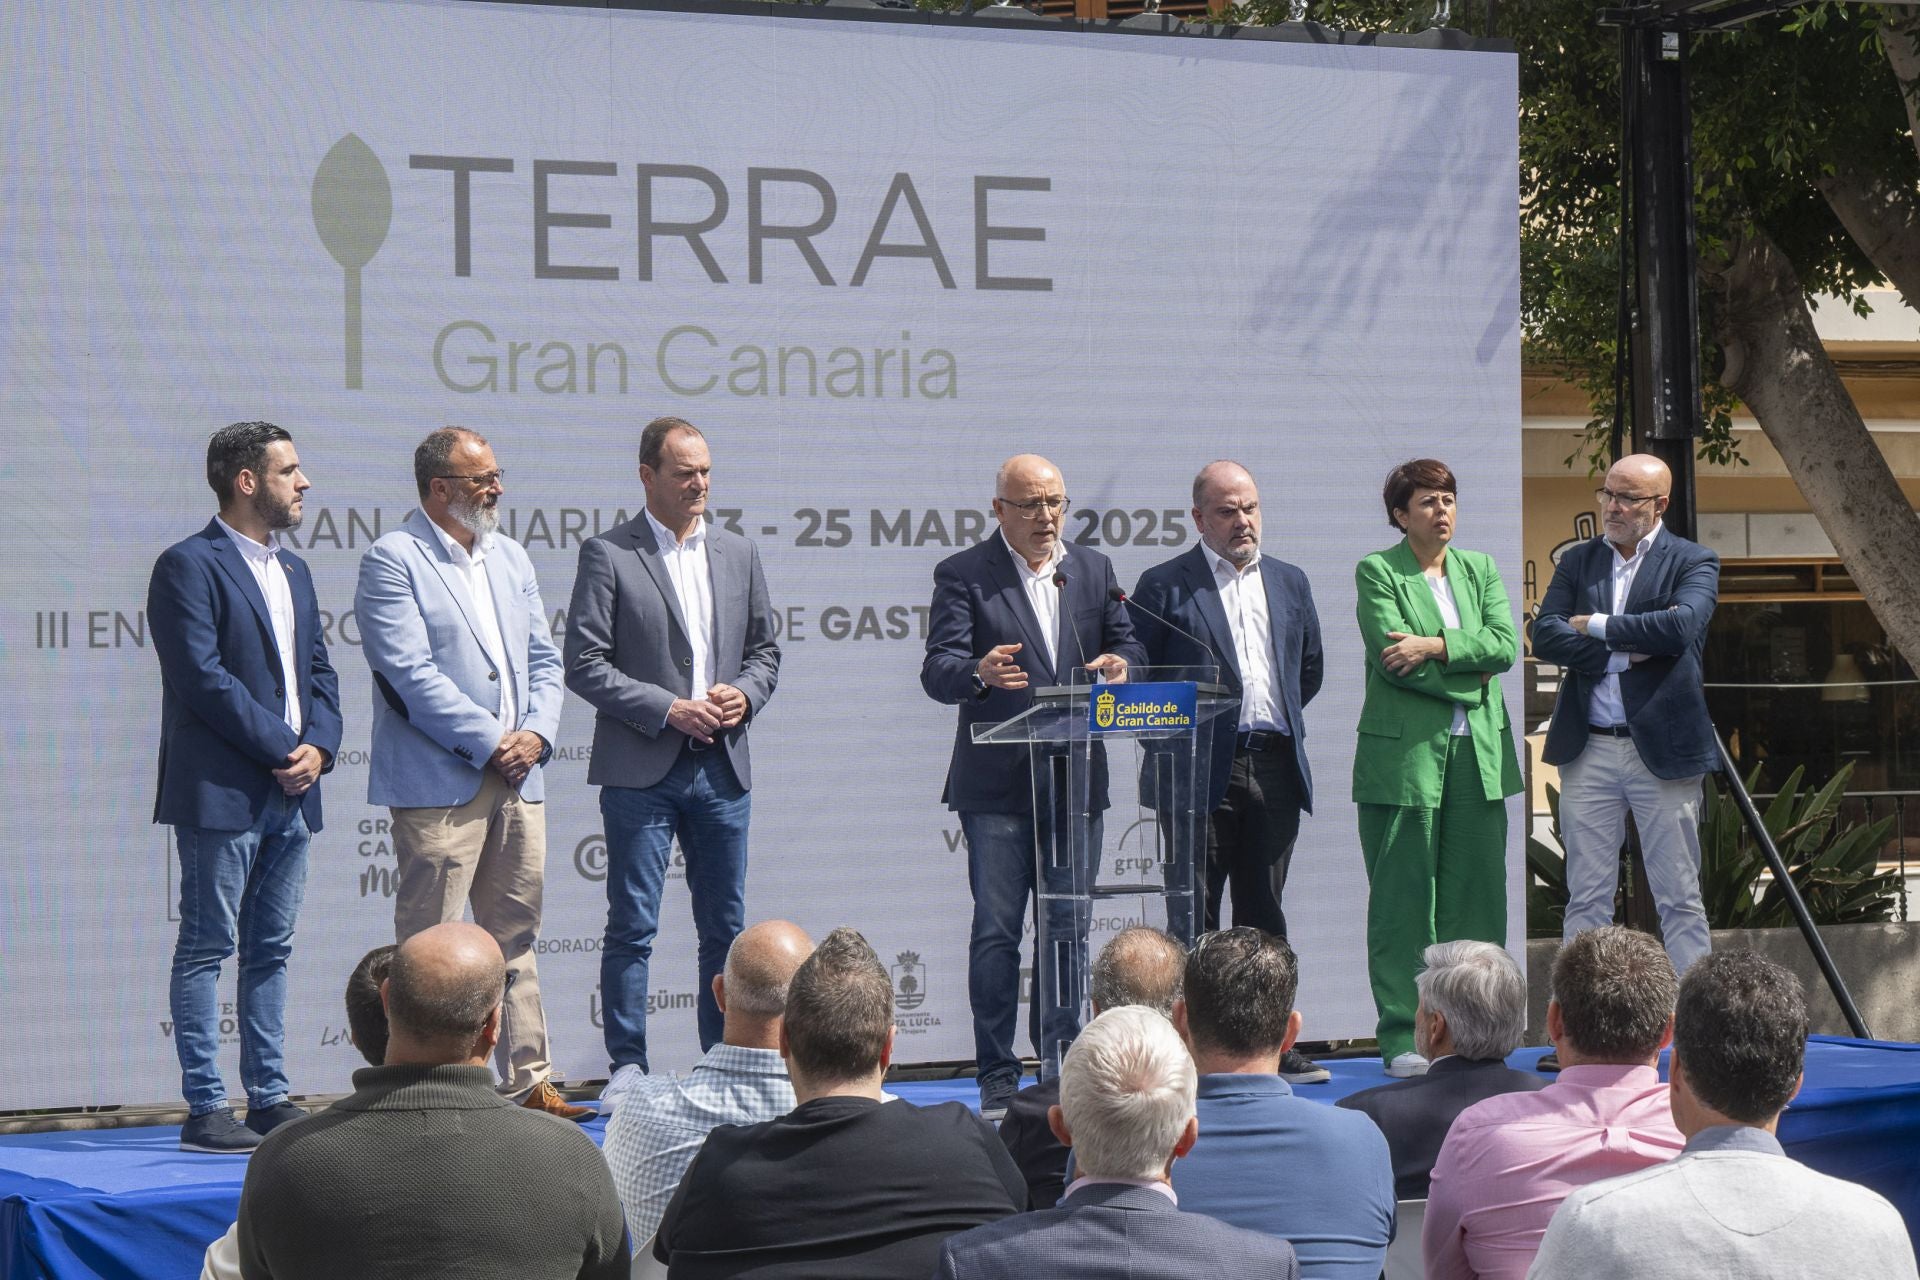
[148,422,342,1153]
[1128,463,1322,934]
[922,453,1143,1114]
[354,427,587,1121]
[1533,453,1719,979]
[935,1005,1299,1280]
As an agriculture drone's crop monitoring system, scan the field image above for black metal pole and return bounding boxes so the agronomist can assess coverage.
[1715,735,1874,1040]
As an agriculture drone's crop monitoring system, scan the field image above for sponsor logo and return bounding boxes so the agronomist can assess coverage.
[574,834,608,882]
[891,951,926,1012]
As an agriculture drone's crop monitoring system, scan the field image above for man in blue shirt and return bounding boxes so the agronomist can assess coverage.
[1170,928,1396,1279]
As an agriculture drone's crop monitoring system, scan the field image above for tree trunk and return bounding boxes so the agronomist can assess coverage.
[1884,10,1920,159]
[1709,221,1920,667]
[1816,159,1920,313]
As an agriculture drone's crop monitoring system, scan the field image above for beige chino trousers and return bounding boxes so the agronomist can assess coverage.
[390,768,552,1097]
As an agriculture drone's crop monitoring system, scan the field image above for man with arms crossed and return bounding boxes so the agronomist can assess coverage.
[355,427,587,1120]
[149,421,342,1154]
[566,416,781,1112]
[1129,460,1326,1082]
[1530,950,1917,1278]
[1533,454,1719,1002]
[921,453,1143,1117]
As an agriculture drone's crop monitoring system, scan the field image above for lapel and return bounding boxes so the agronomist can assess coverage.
[1585,538,1615,613]
[983,534,1055,680]
[203,519,279,669]
[705,523,732,661]
[407,510,494,662]
[630,514,694,650]
[1182,547,1241,686]
[1386,539,1445,636]
[1620,531,1674,615]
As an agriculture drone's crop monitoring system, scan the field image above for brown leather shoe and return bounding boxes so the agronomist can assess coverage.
[522,1080,595,1123]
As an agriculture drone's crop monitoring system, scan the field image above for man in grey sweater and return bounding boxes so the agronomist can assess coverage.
[1529,951,1916,1279]
[234,923,629,1280]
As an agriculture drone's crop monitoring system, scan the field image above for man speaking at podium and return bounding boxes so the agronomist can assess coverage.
[922,454,1143,1117]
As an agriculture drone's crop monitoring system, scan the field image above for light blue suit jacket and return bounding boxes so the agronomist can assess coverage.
[355,509,563,807]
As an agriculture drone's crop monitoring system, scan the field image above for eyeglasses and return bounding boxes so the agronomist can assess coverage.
[437,470,505,488]
[1594,488,1658,509]
[999,496,1069,520]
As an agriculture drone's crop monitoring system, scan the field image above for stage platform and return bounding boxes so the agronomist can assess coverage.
[5,1036,1919,1279]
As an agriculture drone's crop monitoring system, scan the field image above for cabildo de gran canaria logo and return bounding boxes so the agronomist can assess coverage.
[307,133,1055,396]
[1094,689,1117,729]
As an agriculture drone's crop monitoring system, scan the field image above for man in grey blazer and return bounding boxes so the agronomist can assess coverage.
[1529,951,1917,1279]
[565,416,780,1111]
[935,1005,1299,1280]
[355,427,587,1120]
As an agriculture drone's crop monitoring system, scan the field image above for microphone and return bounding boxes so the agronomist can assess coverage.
[1055,570,1095,681]
[1109,585,1222,675]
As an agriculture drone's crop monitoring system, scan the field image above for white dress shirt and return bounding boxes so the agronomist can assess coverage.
[1584,521,1662,727]
[1204,544,1285,733]
[1001,530,1065,675]
[215,517,301,734]
[1424,571,1472,737]
[649,508,716,705]
[425,515,517,738]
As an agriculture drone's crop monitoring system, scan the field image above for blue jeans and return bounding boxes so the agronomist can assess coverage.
[599,749,750,1073]
[961,809,1097,1090]
[169,791,311,1117]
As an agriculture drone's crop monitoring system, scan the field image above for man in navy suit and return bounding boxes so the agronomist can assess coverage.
[935,1004,1299,1280]
[922,453,1143,1115]
[148,421,343,1153]
[355,427,588,1121]
[1534,453,1719,980]
[1129,461,1325,1082]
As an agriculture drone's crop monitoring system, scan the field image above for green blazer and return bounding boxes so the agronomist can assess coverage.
[1351,540,1524,808]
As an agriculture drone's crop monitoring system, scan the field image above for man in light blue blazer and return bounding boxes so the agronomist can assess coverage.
[355,427,585,1120]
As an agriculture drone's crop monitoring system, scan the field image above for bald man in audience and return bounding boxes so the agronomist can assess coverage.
[999,925,1187,1208]
[234,923,628,1280]
[602,919,814,1247]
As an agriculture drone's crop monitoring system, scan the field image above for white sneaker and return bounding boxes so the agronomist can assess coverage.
[598,1063,646,1115]
[1386,1052,1430,1078]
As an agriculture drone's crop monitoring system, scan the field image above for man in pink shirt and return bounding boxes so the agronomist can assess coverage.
[1423,926,1684,1280]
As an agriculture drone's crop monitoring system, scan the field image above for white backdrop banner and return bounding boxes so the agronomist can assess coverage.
[0,0,1520,1109]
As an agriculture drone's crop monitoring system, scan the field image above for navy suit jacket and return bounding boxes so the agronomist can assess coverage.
[1337,1055,1548,1200]
[935,1181,1300,1280]
[1128,545,1322,813]
[1532,529,1720,778]
[148,519,343,831]
[922,535,1144,814]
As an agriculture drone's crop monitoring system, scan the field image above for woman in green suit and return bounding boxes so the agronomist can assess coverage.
[1353,459,1523,1076]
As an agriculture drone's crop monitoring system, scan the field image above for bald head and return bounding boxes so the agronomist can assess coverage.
[722,920,815,1020]
[384,922,505,1059]
[1191,460,1262,569]
[1600,453,1673,553]
[992,453,1068,569]
[1091,927,1187,1016]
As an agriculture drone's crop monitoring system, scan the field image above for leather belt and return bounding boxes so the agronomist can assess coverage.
[1236,730,1290,753]
[1587,723,1632,738]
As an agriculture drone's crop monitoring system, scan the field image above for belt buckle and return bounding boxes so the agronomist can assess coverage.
[687,735,714,753]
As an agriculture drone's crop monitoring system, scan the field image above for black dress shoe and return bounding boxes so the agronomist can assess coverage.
[181,1109,263,1154]
[1280,1048,1331,1084]
[1536,1051,1561,1072]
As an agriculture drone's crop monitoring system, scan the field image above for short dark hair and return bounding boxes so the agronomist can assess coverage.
[1675,951,1807,1124]
[1182,928,1298,1058]
[413,426,485,499]
[1551,926,1677,1062]
[345,945,396,1067]
[384,937,505,1047]
[206,421,292,505]
[783,927,892,1083]
[638,416,702,471]
[1381,458,1457,530]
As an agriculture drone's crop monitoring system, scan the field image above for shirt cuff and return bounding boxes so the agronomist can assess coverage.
[1586,612,1611,642]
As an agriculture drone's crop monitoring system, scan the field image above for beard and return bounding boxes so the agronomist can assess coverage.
[1222,537,1259,567]
[252,488,302,531]
[450,489,500,539]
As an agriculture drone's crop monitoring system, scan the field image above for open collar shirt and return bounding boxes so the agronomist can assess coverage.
[215,516,301,734]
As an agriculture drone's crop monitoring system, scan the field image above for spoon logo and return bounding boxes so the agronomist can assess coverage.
[311,134,392,389]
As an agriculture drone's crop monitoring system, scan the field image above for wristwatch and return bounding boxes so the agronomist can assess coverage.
[970,671,990,698]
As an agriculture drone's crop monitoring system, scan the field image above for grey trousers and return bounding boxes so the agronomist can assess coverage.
[1558,733,1712,976]
[390,768,552,1097]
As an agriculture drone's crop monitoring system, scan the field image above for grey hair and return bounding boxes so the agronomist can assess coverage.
[413,426,485,499]
[1058,1006,1196,1181]
[1090,927,1186,1016]
[723,931,801,1019]
[1415,940,1527,1060]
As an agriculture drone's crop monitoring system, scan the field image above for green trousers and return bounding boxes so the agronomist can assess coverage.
[1357,735,1508,1061]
